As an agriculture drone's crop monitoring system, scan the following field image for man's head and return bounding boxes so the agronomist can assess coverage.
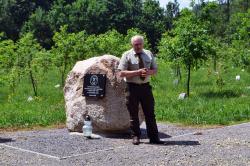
[131,35,144,53]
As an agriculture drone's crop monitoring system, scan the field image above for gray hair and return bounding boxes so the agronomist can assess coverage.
[131,35,144,44]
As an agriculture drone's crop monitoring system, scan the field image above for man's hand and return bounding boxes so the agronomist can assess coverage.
[119,68,157,78]
[146,69,157,76]
[138,68,148,77]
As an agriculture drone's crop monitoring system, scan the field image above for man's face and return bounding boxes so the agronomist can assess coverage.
[132,39,144,53]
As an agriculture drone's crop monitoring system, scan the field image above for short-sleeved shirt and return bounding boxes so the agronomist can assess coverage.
[117,49,157,84]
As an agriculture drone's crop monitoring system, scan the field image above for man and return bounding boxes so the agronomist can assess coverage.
[118,35,162,145]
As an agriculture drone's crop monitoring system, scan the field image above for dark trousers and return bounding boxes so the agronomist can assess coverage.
[125,82,159,140]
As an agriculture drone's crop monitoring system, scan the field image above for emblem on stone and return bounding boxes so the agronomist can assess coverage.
[90,75,98,86]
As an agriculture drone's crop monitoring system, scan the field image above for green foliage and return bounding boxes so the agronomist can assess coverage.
[165,0,180,30]
[158,10,215,96]
[16,33,45,96]
[51,25,88,85]
[0,69,65,128]
[95,30,126,56]
[0,0,170,50]
[2,62,250,129]
[0,0,250,129]
[154,61,250,125]
[21,7,53,49]
[0,0,37,40]
[69,0,108,33]
[0,35,17,89]
[138,0,166,50]
[227,9,250,70]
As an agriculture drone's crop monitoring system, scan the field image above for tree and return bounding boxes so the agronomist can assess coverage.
[16,33,44,96]
[0,0,36,41]
[158,10,214,96]
[0,33,17,91]
[96,30,126,57]
[51,25,88,86]
[198,2,221,71]
[165,0,180,30]
[103,0,143,34]
[21,7,53,49]
[47,0,72,32]
[138,0,166,52]
[229,9,250,70]
[69,0,108,34]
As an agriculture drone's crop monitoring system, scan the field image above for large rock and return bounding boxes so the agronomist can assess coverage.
[64,55,144,132]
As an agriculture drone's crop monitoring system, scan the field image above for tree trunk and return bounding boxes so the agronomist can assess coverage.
[187,64,191,97]
[10,78,16,93]
[226,0,230,22]
[246,0,249,11]
[29,69,37,97]
[177,65,182,81]
[213,56,217,71]
[61,60,67,87]
[28,61,37,96]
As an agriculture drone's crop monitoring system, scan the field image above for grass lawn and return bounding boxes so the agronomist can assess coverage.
[0,60,249,129]
[153,61,250,126]
[0,70,66,129]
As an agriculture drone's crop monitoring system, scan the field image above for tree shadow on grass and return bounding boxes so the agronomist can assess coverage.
[0,137,14,143]
[199,90,242,98]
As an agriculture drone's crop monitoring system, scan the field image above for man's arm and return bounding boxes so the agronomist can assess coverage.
[146,68,157,75]
[120,68,147,78]
[144,52,158,76]
[118,52,147,78]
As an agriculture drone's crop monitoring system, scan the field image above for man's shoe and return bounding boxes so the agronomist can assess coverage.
[132,136,140,145]
[149,138,164,144]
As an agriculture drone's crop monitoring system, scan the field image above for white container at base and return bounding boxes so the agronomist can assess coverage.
[82,115,92,138]
[83,121,92,137]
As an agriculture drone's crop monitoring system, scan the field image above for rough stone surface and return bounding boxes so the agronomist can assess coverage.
[64,55,144,132]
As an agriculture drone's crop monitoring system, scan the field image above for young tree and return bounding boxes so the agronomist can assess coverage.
[16,33,44,96]
[158,32,183,81]
[229,9,250,70]
[159,10,215,96]
[52,25,88,86]
[0,33,17,92]
[96,30,126,57]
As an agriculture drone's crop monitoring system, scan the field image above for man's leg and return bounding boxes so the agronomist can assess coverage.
[125,83,141,138]
[140,84,159,141]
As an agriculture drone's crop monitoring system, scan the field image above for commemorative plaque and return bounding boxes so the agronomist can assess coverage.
[83,74,106,97]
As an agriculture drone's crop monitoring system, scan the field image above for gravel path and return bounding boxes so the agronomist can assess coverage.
[0,122,249,166]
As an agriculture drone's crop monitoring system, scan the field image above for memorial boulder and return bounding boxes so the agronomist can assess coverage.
[64,55,144,132]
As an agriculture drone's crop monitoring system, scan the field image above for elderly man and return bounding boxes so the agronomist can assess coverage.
[118,35,162,145]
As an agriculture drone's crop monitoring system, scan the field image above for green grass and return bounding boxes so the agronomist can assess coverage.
[0,61,250,129]
[0,70,66,129]
[153,61,250,126]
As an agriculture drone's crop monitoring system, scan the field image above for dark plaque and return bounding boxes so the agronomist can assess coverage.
[83,74,106,97]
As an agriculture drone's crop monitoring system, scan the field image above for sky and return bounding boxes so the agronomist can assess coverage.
[159,0,191,9]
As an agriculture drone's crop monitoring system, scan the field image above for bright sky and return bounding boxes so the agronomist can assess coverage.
[159,0,191,9]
